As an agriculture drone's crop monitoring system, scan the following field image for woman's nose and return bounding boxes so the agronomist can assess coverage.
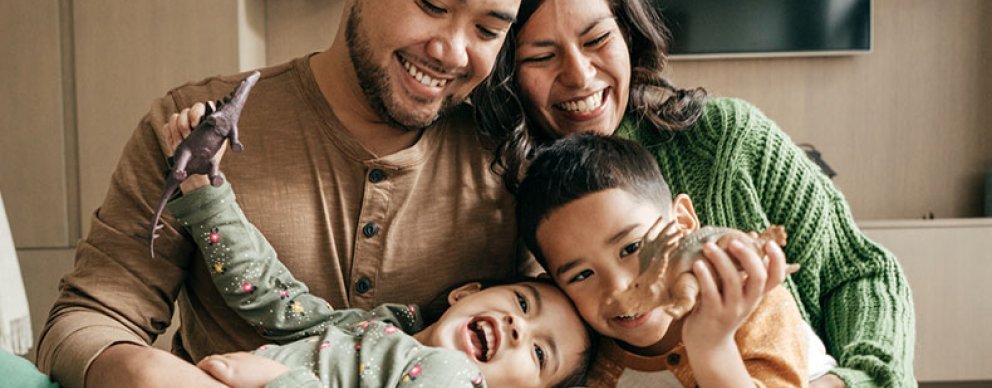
[559,49,595,89]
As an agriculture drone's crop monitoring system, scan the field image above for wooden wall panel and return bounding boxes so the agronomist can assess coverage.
[0,0,71,248]
[264,0,345,65]
[16,248,76,363]
[862,219,992,382]
[74,1,242,237]
[668,0,992,220]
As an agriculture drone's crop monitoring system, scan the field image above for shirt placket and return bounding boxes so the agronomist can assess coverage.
[349,163,393,309]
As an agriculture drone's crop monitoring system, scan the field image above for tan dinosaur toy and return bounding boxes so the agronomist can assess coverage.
[615,222,791,320]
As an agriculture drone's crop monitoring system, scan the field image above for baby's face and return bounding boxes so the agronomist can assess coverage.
[426,282,588,387]
[537,188,674,347]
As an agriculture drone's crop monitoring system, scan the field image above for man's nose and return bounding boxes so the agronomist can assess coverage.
[426,30,470,71]
[558,47,595,89]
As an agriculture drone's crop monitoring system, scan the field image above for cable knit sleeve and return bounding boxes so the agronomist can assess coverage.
[723,98,917,387]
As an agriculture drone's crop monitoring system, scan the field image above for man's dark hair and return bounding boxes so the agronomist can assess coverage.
[516,133,673,271]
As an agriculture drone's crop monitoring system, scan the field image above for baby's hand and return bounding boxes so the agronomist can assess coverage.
[162,101,228,193]
[197,352,289,388]
[682,239,773,349]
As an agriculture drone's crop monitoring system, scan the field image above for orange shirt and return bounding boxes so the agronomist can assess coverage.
[586,287,808,387]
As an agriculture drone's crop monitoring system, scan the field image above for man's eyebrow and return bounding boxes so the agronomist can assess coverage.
[456,0,516,23]
[607,224,640,245]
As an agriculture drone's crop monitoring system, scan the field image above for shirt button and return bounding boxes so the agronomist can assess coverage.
[368,169,386,183]
[362,223,379,238]
[355,277,372,294]
[667,353,681,366]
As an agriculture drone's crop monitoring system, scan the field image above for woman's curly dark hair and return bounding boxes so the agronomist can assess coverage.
[472,0,707,193]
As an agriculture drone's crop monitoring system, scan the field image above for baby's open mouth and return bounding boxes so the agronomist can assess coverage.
[467,316,500,362]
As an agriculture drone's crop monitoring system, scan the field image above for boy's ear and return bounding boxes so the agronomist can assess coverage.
[448,282,483,305]
[672,194,700,232]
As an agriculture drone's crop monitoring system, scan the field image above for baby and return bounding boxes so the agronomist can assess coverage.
[161,105,594,388]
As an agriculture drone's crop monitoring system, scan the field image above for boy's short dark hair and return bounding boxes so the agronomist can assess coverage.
[516,133,673,271]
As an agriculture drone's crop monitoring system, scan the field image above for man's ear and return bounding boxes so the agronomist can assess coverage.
[448,282,483,306]
[672,194,700,232]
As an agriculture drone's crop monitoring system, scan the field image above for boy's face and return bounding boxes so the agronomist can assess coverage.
[346,0,519,129]
[537,188,686,347]
[425,282,588,387]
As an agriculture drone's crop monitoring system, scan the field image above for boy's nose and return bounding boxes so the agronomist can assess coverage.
[503,314,526,345]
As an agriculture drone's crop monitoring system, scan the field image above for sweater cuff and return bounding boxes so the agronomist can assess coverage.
[166,181,235,225]
[264,366,321,388]
[36,311,146,388]
[829,367,877,387]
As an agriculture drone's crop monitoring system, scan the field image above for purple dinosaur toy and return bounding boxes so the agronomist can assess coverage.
[146,71,260,258]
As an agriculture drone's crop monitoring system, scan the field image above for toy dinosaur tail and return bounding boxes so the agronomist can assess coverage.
[145,175,179,258]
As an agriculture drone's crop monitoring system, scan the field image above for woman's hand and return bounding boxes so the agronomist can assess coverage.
[197,351,289,388]
[162,101,228,193]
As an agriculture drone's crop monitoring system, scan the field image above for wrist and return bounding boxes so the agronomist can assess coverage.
[179,175,210,194]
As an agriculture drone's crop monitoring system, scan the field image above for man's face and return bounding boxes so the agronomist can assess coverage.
[346,0,519,130]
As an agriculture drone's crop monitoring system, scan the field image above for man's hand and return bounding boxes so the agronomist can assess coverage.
[197,352,290,388]
[86,343,227,388]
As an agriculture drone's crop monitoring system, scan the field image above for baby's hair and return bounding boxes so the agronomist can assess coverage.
[423,276,598,388]
[516,133,673,271]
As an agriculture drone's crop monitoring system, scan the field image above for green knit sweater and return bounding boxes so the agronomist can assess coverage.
[617,97,916,387]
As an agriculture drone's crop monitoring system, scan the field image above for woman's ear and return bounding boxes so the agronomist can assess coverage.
[672,194,700,233]
[447,282,483,306]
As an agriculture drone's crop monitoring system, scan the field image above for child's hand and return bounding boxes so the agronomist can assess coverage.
[162,101,228,193]
[197,351,289,388]
[682,239,773,349]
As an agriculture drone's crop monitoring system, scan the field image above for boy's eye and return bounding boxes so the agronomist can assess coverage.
[418,0,447,15]
[534,344,546,369]
[568,269,594,284]
[620,241,642,257]
[516,291,529,313]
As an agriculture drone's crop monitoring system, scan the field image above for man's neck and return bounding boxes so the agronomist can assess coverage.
[310,47,423,157]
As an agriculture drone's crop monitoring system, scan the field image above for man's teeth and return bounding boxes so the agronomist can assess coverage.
[557,91,604,113]
[403,59,448,88]
[477,320,496,360]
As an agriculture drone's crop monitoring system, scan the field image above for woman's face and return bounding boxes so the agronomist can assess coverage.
[515,0,631,138]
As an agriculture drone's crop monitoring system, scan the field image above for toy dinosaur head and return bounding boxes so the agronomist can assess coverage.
[205,71,260,135]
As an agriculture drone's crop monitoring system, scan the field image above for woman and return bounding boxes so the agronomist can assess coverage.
[472,0,915,386]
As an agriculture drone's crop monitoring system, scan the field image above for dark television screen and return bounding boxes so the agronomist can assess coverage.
[653,0,872,57]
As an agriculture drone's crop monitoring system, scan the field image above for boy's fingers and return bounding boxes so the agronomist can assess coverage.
[763,241,787,292]
[703,242,742,302]
[692,259,720,307]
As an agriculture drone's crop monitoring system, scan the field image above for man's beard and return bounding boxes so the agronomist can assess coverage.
[345,5,456,131]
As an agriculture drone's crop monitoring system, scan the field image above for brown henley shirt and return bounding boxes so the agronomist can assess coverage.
[36,56,518,388]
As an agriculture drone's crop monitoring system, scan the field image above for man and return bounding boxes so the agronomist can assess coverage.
[36,1,522,387]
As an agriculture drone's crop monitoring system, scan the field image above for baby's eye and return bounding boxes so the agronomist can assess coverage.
[516,291,529,313]
[568,269,593,284]
[534,344,546,369]
[620,241,642,257]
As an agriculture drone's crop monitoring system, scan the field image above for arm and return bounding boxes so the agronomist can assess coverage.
[34,94,218,388]
[735,100,915,386]
[166,181,335,342]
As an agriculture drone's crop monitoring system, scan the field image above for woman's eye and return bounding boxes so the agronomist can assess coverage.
[516,291,529,313]
[534,344,546,368]
[519,54,554,64]
[419,0,446,15]
[568,269,594,284]
[585,31,611,47]
[620,241,642,257]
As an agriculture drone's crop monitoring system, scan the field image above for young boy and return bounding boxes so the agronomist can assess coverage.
[516,133,809,387]
[158,108,595,388]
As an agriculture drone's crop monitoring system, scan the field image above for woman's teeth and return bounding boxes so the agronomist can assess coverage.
[402,58,448,88]
[556,90,604,113]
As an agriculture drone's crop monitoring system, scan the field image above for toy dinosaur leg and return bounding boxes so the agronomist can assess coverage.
[229,128,244,152]
[173,150,192,181]
[663,272,699,320]
[209,160,225,187]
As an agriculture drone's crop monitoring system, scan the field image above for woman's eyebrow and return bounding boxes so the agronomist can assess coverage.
[578,15,613,36]
[518,15,614,48]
